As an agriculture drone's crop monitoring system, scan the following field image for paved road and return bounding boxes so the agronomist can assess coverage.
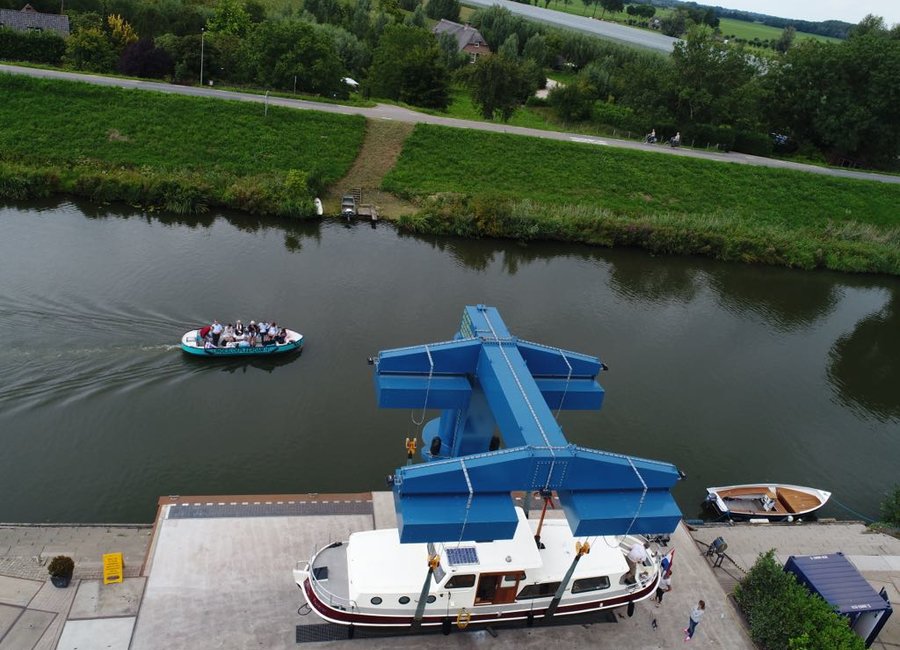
[3,63,898,185]
[463,0,678,53]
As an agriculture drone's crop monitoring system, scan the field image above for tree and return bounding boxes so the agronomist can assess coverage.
[436,31,468,70]
[404,5,427,28]
[240,21,344,94]
[670,25,757,125]
[660,10,687,37]
[367,24,449,108]
[425,0,460,22]
[64,28,118,72]
[597,0,624,20]
[522,33,548,65]
[498,33,519,59]
[207,0,251,37]
[466,54,528,121]
[549,82,594,121]
[774,26,796,54]
[107,14,139,54]
[118,37,174,78]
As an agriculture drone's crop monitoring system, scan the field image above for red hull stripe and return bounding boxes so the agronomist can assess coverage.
[302,577,657,627]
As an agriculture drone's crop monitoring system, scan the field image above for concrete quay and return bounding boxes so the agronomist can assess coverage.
[0,494,894,649]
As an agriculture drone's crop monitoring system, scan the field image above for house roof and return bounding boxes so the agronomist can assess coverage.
[432,19,488,51]
[0,4,70,36]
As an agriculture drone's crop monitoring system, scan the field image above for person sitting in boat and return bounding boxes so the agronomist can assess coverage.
[267,322,279,343]
[203,338,217,349]
[275,328,287,345]
[220,323,236,345]
[234,320,245,336]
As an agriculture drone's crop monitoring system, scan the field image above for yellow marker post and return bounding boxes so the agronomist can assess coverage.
[102,552,123,585]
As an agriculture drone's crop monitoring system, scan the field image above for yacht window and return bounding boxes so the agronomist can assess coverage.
[445,574,476,589]
[399,596,410,604]
[370,596,382,605]
[502,572,526,584]
[517,582,561,599]
[572,576,611,593]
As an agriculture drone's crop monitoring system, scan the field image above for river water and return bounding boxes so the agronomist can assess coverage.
[1,200,897,524]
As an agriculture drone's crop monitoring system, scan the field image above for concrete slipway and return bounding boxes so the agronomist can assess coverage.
[0,492,897,649]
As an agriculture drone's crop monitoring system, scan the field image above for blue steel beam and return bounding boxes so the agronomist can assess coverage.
[373,305,683,543]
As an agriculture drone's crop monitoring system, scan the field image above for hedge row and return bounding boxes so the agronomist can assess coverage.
[0,27,66,65]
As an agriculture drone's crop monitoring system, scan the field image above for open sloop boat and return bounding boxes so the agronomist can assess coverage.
[180,329,303,357]
[294,508,661,630]
[705,483,831,521]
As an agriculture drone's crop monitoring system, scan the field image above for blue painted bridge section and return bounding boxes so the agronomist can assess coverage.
[373,305,683,543]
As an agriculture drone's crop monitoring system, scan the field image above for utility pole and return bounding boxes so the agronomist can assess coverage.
[199,27,205,87]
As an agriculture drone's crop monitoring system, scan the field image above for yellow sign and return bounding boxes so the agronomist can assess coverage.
[103,552,123,585]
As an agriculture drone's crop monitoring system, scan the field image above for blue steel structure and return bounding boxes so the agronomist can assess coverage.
[373,305,683,543]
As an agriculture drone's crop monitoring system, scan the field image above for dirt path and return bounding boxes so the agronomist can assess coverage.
[323,119,417,218]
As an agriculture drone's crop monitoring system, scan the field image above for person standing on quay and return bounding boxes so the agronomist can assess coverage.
[655,569,672,606]
[684,600,705,641]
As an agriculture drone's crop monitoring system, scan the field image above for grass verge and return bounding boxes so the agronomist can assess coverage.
[0,74,366,216]
[385,124,900,275]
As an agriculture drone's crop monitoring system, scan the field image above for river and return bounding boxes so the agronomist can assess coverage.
[0,199,897,524]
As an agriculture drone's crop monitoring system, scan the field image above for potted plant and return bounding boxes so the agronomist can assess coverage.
[47,555,74,588]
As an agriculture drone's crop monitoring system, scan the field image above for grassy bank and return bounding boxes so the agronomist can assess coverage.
[385,125,900,274]
[0,74,366,216]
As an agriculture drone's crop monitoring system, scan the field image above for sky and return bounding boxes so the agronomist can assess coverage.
[706,1,900,25]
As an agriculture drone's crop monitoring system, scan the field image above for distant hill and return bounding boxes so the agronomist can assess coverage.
[638,0,853,38]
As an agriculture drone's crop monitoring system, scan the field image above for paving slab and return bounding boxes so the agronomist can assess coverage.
[57,617,135,650]
[130,512,374,650]
[27,580,78,615]
[0,604,21,640]
[0,575,42,607]
[0,609,54,650]
[69,578,145,619]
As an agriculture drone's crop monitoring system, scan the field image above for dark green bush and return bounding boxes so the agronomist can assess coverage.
[591,101,644,134]
[734,130,774,157]
[881,484,900,526]
[684,123,735,151]
[734,550,864,650]
[47,555,74,578]
[0,27,66,65]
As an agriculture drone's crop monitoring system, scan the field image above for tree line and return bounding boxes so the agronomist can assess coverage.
[0,0,897,169]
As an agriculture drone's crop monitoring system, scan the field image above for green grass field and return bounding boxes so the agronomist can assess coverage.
[0,74,366,216]
[461,2,840,44]
[385,124,900,273]
[0,74,364,178]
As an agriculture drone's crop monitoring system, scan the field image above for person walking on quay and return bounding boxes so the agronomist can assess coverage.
[684,600,705,641]
[655,569,672,606]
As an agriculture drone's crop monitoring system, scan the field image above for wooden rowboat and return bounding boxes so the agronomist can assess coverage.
[705,483,831,521]
[180,329,303,357]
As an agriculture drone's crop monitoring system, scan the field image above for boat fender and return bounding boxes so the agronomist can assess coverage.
[457,608,471,629]
[441,617,451,635]
[347,624,355,640]
[430,436,442,457]
[405,437,417,459]
[627,601,635,618]
[526,611,534,627]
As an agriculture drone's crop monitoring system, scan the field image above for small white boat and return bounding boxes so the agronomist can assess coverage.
[294,507,661,629]
[314,198,324,216]
[705,483,831,521]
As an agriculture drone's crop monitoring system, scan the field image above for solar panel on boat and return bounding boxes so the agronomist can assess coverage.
[446,547,479,566]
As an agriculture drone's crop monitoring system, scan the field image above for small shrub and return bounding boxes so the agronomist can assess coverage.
[881,484,900,527]
[47,555,74,578]
[734,550,864,650]
[734,130,773,157]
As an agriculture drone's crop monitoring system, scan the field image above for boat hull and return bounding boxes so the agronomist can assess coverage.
[299,573,658,629]
[706,483,831,521]
[180,329,303,356]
